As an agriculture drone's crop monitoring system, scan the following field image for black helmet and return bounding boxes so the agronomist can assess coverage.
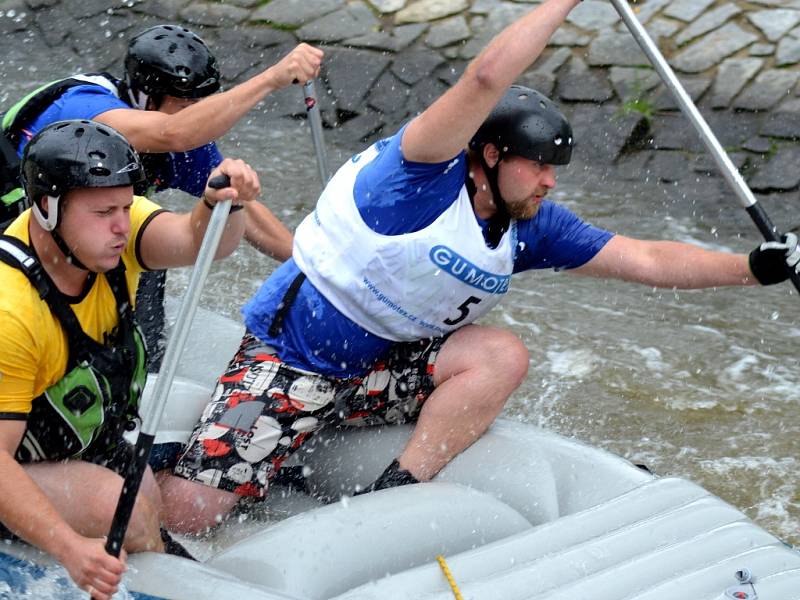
[470,85,573,165]
[125,24,220,100]
[22,119,144,231]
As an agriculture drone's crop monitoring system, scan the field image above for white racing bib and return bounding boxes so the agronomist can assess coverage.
[294,144,516,341]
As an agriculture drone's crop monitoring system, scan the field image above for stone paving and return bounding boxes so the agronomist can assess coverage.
[2,0,800,200]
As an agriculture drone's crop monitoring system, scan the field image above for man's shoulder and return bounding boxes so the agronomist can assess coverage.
[128,195,163,237]
[0,258,44,321]
[0,218,44,302]
[56,82,130,114]
[62,80,120,98]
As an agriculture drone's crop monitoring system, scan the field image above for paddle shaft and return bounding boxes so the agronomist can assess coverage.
[103,174,233,559]
[610,0,800,293]
[303,80,331,187]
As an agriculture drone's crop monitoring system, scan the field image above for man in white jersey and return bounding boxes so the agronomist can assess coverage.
[160,0,800,532]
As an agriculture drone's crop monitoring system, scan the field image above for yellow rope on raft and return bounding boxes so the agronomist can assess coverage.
[436,554,464,600]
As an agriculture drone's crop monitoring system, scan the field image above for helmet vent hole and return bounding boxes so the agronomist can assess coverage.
[89,166,111,176]
[89,151,107,160]
[518,93,529,101]
[539,100,547,109]
[74,127,85,138]
[126,24,221,99]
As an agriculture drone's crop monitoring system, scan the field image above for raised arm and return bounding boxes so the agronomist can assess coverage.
[96,44,323,153]
[402,0,581,163]
[572,235,756,288]
[139,158,261,270]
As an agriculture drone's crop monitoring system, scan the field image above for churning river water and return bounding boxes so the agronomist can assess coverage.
[3,59,799,554]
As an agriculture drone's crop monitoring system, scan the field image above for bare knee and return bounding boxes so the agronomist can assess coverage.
[158,473,239,535]
[93,474,163,553]
[125,493,164,553]
[470,330,528,415]
[484,328,529,389]
[439,326,529,389]
[432,326,529,419]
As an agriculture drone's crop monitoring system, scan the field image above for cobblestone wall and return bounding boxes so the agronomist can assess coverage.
[2,0,800,197]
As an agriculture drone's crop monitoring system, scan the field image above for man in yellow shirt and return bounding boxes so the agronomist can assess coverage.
[0,119,260,600]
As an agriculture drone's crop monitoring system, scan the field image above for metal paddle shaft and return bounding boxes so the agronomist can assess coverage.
[303,80,331,187]
[104,174,233,558]
[610,0,800,293]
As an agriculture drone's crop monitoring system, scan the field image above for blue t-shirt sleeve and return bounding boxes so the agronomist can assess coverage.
[152,142,223,197]
[18,85,129,152]
[353,125,467,235]
[513,201,614,273]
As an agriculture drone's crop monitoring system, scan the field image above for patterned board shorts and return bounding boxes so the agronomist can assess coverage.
[173,332,445,497]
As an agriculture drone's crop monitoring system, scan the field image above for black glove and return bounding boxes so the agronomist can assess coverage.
[749,232,800,285]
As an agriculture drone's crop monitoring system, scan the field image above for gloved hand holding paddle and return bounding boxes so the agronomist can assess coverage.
[749,232,800,285]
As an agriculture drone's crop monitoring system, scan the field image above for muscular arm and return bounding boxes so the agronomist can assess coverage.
[139,159,260,269]
[402,0,581,163]
[244,201,293,261]
[572,235,757,288]
[95,44,323,153]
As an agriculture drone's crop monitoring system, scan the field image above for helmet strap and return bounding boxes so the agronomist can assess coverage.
[32,194,60,232]
[124,74,150,110]
[32,194,89,271]
[479,152,510,248]
[50,228,90,272]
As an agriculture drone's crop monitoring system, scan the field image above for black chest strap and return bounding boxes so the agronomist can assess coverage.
[268,271,307,337]
[0,235,134,369]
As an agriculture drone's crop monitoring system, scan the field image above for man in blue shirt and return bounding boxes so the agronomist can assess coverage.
[161,0,800,531]
[0,24,323,370]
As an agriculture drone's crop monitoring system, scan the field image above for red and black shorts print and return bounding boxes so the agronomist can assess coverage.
[173,332,444,497]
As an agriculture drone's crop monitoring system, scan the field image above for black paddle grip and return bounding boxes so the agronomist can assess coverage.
[207,174,231,190]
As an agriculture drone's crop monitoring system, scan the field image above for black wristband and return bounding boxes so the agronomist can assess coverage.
[202,197,244,213]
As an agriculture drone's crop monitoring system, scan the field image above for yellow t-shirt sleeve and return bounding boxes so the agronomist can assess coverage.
[124,195,165,305]
[126,195,164,271]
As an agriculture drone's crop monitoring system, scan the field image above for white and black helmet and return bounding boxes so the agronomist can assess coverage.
[21,119,144,231]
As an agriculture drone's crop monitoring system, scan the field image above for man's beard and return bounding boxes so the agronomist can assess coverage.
[504,192,547,220]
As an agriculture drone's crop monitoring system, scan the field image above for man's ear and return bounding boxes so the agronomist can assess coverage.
[482,143,501,169]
